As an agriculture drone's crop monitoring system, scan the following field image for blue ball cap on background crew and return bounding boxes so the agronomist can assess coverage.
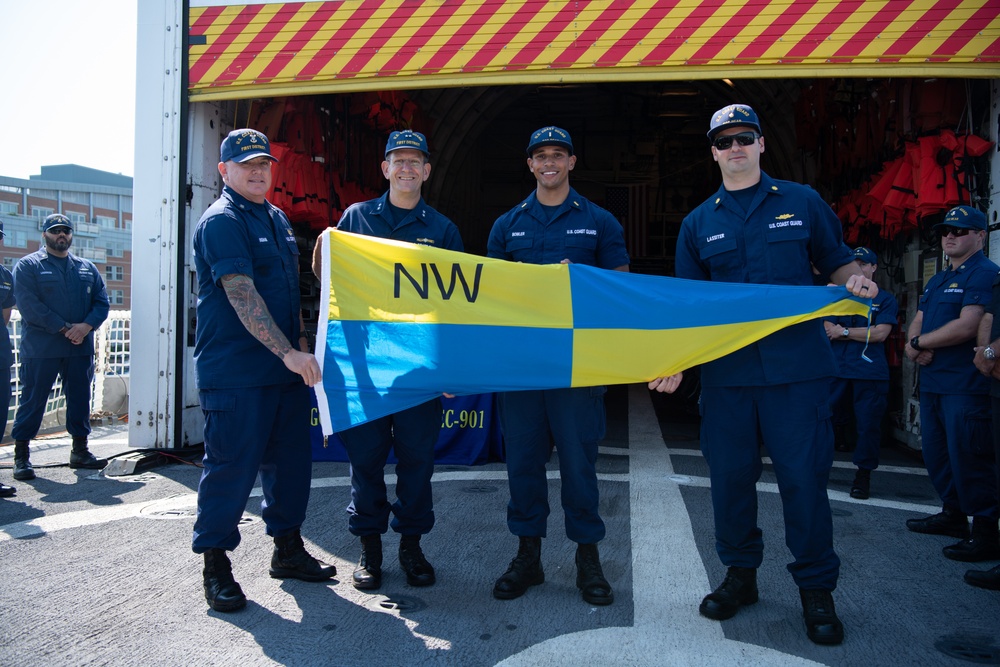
[853,247,878,265]
[42,213,73,233]
[385,130,430,158]
[526,126,574,156]
[220,128,278,163]
[934,205,987,231]
[707,104,763,140]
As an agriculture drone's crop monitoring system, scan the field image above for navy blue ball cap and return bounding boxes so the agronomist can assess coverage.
[220,129,277,163]
[935,205,986,231]
[385,130,430,158]
[526,126,573,156]
[42,213,73,232]
[853,247,878,265]
[707,104,762,140]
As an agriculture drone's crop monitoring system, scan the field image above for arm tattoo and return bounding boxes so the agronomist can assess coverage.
[221,274,293,359]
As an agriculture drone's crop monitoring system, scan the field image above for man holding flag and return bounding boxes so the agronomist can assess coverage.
[650,104,876,645]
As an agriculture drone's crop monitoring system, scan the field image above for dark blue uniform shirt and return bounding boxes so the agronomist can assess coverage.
[193,186,302,389]
[0,266,14,368]
[827,290,898,380]
[337,191,464,252]
[13,249,109,359]
[487,188,629,268]
[676,171,855,387]
[987,273,1000,399]
[918,250,998,395]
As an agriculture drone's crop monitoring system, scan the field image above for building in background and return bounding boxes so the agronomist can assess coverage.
[0,165,132,309]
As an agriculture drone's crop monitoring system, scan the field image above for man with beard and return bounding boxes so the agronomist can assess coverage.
[11,213,110,480]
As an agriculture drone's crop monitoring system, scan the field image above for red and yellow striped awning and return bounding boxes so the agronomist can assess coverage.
[189,0,1000,100]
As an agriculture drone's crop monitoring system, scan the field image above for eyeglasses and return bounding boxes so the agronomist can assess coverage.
[938,226,972,238]
[712,131,760,150]
[47,228,72,236]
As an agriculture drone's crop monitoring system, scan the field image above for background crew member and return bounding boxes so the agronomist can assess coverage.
[11,214,109,480]
[193,129,334,613]
[0,223,16,497]
[823,247,898,499]
[905,205,999,563]
[487,126,627,606]
[319,130,463,591]
[650,104,876,645]
[969,269,1000,590]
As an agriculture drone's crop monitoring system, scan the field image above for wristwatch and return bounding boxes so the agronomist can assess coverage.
[841,328,850,338]
[985,346,997,361]
[910,336,922,351]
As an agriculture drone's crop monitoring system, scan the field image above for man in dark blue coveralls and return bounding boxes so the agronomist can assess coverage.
[0,223,17,497]
[823,247,898,500]
[193,128,334,613]
[905,205,1000,564]
[969,261,1000,590]
[11,213,109,481]
[326,130,463,591]
[487,126,627,606]
[649,105,877,645]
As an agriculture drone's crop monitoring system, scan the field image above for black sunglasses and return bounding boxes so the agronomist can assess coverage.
[712,131,760,150]
[938,226,972,238]
[47,227,73,235]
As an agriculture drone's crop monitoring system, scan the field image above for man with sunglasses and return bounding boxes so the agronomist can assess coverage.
[905,205,999,564]
[10,214,110,481]
[650,104,876,645]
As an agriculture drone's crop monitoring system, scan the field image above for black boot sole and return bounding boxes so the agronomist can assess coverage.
[269,566,335,582]
[12,470,35,481]
[353,572,382,590]
[206,596,247,612]
[493,571,544,600]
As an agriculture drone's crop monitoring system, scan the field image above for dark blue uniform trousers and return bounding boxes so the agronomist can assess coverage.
[192,382,312,553]
[920,391,998,519]
[829,377,888,470]
[700,379,840,590]
[338,397,441,537]
[12,356,94,440]
[498,386,607,544]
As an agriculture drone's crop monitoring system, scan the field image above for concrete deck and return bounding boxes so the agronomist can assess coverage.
[0,384,997,666]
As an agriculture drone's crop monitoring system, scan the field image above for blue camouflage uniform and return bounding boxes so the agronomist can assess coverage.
[336,190,464,537]
[917,250,999,521]
[12,249,109,442]
[0,266,14,437]
[826,290,898,470]
[675,170,854,591]
[191,185,311,553]
[487,187,629,544]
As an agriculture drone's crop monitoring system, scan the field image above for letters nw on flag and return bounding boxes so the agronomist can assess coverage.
[313,230,870,434]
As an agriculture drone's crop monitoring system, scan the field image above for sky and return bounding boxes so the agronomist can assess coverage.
[0,1,138,180]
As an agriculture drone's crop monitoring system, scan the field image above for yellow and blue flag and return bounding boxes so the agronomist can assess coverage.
[314,230,870,434]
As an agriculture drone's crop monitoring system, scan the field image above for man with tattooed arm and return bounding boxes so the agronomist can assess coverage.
[191,128,335,613]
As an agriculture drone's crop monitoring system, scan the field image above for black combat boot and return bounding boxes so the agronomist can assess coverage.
[353,534,383,590]
[69,437,106,469]
[576,542,613,605]
[850,468,871,500]
[700,566,758,620]
[800,589,844,645]
[12,440,34,481]
[943,516,1000,562]
[0,481,15,497]
[399,535,436,587]
[964,564,1000,591]
[203,548,246,612]
[905,507,970,539]
[493,536,544,600]
[269,529,336,581]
